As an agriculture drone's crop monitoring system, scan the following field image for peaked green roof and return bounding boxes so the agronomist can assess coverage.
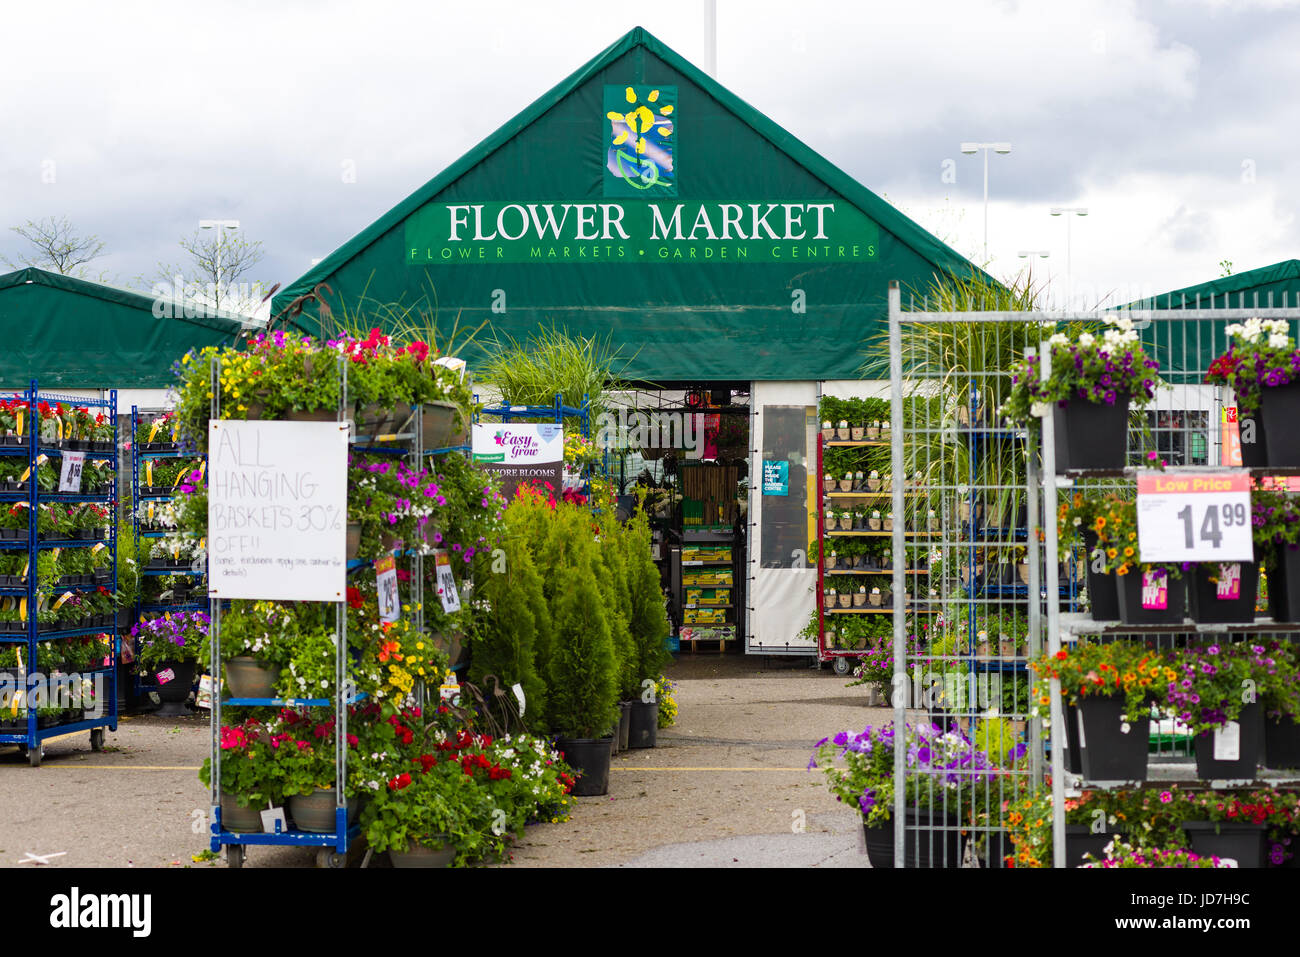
[0,267,247,389]
[273,26,987,381]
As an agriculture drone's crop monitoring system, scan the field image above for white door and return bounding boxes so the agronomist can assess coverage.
[747,382,819,654]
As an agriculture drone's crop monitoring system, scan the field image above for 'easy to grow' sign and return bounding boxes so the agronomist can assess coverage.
[207,419,348,601]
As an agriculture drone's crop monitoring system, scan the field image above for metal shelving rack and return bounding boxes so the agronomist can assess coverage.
[815,429,936,675]
[209,358,457,868]
[0,381,118,766]
[130,406,208,698]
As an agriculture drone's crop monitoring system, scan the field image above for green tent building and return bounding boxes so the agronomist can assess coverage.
[273,26,987,656]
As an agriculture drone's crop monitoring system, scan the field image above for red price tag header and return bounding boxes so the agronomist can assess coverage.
[1137,472,1250,495]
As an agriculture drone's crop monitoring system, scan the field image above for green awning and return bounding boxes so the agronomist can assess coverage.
[0,268,247,390]
[1120,259,1300,382]
[272,26,988,382]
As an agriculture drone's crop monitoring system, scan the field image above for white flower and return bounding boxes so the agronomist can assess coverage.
[1048,333,1069,347]
[1270,332,1289,349]
[1078,332,1095,347]
[1120,722,1131,734]
[1030,401,1051,418]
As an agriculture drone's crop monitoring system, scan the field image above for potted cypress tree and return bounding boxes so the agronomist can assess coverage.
[625,508,671,749]
[547,524,618,794]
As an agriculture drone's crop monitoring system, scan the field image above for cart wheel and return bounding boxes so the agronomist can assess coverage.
[90,729,104,752]
[28,745,42,768]
[227,845,245,869]
[833,657,852,676]
[316,848,347,869]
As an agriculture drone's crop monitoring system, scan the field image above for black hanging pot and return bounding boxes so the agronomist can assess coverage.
[863,809,965,868]
[1065,823,1122,867]
[1081,530,1120,621]
[1189,562,1259,624]
[1193,701,1263,781]
[1052,394,1129,473]
[1075,693,1150,784]
[152,659,196,717]
[1264,713,1300,770]
[1257,381,1300,467]
[1267,546,1300,623]
[627,699,658,749]
[554,735,613,797]
[1116,568,1186,625]
[1182,821,1267,868]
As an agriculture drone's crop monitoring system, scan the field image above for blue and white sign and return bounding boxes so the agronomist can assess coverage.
[762,460,789,496]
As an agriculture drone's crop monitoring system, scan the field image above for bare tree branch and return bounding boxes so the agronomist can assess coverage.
[3,216,107,277]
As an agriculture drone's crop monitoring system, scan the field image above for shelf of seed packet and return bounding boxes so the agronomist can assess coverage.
[0,384,118,767]
[678,527,739,648]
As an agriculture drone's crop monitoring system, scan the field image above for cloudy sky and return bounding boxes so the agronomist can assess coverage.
[1,0,1296,311]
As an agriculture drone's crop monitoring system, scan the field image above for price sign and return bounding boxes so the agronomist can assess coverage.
[58,452,84,492]
[375,554,400,623]
[1136,470,1253,563]
[433,550,461,613]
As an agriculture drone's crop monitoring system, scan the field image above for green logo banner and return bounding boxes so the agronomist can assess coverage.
[404,200,879,265]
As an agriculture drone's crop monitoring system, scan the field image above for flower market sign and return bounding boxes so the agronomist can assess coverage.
[472,423,563,501]
[404,200,879,264]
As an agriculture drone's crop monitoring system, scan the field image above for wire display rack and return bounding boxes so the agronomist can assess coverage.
[885,283,1300,867]
[0,381,118,766]
[207,357,455,868]
[129,406,208,699]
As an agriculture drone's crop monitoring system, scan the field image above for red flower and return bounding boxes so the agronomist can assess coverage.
[346,586,364,610]
[416,753,438,773]
[388,772,413,790]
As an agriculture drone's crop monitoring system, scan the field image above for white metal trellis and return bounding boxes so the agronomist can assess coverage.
[888,280,1300,868]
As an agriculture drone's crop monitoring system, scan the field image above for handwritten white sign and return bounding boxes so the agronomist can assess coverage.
[207,419,348,601]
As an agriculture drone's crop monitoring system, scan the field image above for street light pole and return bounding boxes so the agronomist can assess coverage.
[961,142,1012,262]
[1049,207,1087,308]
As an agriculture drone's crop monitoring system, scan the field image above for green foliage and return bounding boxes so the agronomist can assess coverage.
[545,534,618,738]
[468,527,549,728]
[624,507,670,692]
[479,324,630,426]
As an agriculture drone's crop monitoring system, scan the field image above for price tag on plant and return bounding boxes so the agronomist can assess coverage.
[156,667,175,685]
[58,451,85,492]
[375,554,400,623]
[1136,470,1253,563]
[433,550,461,613]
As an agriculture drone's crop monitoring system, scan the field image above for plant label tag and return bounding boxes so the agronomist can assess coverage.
[375,554,400,623]
[1213,721,1241,761]
[156,667,176,685]
[260,806,288,834]
[58,452,84,492]
[433,550,461,613]
[1215,563,1242,601]
[195,675,216,710]
[439,671,460,705]
[1136,469,1253,563]
[511,682,526,716]
[1141,568,1168,610]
